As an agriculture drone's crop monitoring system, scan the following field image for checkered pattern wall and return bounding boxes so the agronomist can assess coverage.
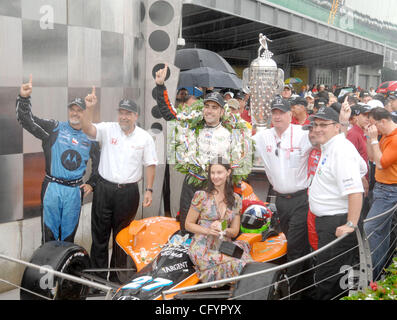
[0,0,182,223]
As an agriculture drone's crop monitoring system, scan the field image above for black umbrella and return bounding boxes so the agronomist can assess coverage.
[175,48,236,75]
[178,67,242,90]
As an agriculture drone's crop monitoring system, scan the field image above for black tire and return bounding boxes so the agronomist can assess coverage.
[20,241,91,300]
[231,262,289,300]
[114,245,137,284]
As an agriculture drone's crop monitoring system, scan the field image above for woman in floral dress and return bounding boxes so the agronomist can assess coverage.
[185,159,252,283]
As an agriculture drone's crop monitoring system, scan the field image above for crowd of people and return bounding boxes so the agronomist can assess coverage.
[17,69,397,299]
[157,68,397,299]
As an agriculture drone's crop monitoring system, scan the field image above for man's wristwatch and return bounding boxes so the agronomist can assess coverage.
[145,188,153,193]
[345,221,357,229]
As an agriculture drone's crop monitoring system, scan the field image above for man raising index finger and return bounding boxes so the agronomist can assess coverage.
[16,76,100,244]
[80,93,158,283]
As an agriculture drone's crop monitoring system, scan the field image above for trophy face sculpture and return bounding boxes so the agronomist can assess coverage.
[244,33,284,130]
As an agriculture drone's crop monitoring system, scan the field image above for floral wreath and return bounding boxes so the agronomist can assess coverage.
[167,99,255,187]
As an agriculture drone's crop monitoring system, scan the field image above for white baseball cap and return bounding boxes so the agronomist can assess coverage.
[304,93,314,99]
[224,91,234,98]
[367,99,384,109]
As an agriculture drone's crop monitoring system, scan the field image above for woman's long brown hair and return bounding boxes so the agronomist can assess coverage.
[205,157,235,210]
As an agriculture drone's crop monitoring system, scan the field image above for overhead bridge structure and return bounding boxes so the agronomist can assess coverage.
[181,0,397,85]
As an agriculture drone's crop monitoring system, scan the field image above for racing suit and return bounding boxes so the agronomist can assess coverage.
[16,95,100,243]
[155,84,231,229]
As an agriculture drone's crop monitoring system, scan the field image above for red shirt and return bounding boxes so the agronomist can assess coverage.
[291,114,310,126]
[307,148,321,251]
[241,109,252,123]
[307,148,321,181]
[346,124,368,178]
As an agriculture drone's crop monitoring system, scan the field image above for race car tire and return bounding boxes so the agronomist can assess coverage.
[231,262,289,300]
[20,241,91,300]
[114,245,137,284]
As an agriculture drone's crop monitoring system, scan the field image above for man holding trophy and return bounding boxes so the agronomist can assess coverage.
[249,35,314,299]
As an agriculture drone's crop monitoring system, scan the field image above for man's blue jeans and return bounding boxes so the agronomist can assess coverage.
[364,182,397,279]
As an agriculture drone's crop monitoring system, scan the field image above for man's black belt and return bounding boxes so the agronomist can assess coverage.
[45,174,83,187]
[99,176,137,189]
[274,188,308,199]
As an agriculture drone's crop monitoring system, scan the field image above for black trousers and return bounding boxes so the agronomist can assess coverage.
[315,214,359,300]
[90,177,139,281]
[178,175,202,230]
[162,163,171,216]
[275,191,313,298]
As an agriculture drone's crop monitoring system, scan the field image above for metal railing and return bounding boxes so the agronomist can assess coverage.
[0,253,114,300]
[161,202,397,300]
[363,202,397,281]
[1,203,396,301]
[161,232,353,300]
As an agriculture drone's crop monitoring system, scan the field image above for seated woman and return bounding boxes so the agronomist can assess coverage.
[185,158,253,284]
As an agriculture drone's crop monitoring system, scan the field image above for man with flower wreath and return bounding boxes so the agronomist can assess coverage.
[155,65,252,230]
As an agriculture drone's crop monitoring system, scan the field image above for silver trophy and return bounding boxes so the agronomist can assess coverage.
[243,33,284,130]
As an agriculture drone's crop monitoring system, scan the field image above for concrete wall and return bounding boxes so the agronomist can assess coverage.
[346,64,381,89]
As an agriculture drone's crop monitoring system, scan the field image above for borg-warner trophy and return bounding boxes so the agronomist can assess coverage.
[243,33,284,130]
[243,34,284,202]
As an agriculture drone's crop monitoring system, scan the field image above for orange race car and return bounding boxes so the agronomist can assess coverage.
[20,182,288,300]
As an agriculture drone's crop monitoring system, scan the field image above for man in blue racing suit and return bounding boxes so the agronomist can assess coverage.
[16,75,100,243]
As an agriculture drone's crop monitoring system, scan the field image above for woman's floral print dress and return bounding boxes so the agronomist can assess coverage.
[188,190,253,284]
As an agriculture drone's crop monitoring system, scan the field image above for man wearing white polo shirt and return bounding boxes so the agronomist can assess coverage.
[309,106,365,300]
[253,97,313,298]
[81,88,158,282]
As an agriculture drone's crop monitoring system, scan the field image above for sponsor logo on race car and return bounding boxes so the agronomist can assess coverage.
[160,261,189,274]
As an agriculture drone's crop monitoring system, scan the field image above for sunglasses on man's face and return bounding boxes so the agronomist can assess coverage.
[275,141,281,157]
[313,122,336,129]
